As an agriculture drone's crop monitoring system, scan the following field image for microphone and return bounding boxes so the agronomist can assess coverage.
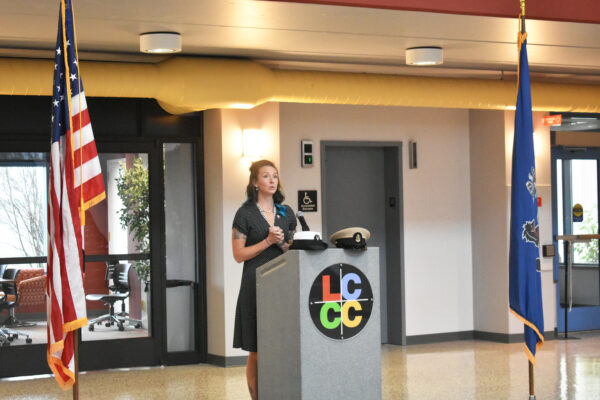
[296,211,310,232]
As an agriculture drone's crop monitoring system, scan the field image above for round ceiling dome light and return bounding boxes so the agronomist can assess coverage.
[140,32,182,54]
[405,47,443,66]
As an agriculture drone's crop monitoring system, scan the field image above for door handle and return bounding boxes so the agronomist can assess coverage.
[165,279,193,288]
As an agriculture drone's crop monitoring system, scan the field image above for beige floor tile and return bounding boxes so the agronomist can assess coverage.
[1,331,599,399]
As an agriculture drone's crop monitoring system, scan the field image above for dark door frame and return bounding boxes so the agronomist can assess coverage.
[159,139,207,366]
[551,146,600,332]
[320,140,406,345]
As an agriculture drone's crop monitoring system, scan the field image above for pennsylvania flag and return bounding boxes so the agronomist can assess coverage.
[508,32,544,365]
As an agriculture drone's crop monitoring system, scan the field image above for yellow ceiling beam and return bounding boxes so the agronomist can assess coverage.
[1,57,599,114]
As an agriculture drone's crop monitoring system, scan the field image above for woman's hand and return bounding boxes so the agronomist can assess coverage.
[267,226,284,245]
[231,226,286,264]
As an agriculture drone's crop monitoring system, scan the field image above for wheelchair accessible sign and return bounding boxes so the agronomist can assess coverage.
[298,190,317,212]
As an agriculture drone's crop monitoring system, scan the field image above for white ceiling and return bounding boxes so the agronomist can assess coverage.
[1,0,600,82]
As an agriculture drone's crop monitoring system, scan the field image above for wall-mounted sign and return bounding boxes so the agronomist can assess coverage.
[298,190,317,212]
[308,263,373,340]
[543,114,562,126]
[573,203,583,222]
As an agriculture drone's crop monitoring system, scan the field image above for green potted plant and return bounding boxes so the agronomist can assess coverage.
[116,157,150,289]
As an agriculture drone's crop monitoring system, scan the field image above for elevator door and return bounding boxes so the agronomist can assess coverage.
[322,142,404,344]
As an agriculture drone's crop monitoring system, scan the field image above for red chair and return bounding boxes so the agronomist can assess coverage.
[1,267,45,327]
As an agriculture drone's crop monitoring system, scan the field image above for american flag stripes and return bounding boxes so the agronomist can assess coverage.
[47,0,105,389]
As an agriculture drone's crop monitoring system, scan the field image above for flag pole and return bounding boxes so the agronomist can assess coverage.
[60,0,81,396]
[71,3,83,396]
[59,1,79,394]
[73,329,79,400]
[529,360,535,399]
[519,1,535,399]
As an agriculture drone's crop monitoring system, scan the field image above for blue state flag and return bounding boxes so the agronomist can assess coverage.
[508,35,544,364]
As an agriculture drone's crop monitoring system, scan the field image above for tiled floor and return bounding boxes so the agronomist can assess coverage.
[1,319,148,345]
[1,331,599,399]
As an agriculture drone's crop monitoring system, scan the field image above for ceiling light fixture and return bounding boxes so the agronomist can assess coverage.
[140,32,182,54]
[405,47,443,66]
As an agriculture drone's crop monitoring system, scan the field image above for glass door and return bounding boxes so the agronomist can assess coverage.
[552,148,600,332]
[162,142,205,364]
[78,142,161,371]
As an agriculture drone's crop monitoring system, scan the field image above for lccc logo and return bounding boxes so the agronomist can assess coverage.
[308,263,373,340]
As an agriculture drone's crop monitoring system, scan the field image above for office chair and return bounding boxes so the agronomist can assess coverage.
[0,268,33,344]
[86,262,142,331]
[3,268,45,327]
[0,290,10,347]
[0,268,21,324]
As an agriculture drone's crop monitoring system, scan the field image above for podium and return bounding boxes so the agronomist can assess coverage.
[256,249,381,399]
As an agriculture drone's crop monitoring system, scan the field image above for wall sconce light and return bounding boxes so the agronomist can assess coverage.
[140,32,182,54]
[242,129,264,159]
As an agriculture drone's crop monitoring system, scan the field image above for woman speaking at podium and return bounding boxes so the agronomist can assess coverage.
[231,159,296,399]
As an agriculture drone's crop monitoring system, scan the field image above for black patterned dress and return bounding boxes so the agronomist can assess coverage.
[232,200,296,352]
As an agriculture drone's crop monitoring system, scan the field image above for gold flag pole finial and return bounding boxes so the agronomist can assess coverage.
[520,0,526,33]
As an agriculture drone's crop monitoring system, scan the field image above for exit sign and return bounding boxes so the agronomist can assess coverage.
[543,114,562,126]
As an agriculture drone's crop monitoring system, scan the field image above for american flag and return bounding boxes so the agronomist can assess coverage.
[47,0,105,389]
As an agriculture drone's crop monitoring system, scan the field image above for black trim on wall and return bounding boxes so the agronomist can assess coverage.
[404,330,558,345]
[405,331,475,345]
[0,345,50,377]
[207,354,249,368]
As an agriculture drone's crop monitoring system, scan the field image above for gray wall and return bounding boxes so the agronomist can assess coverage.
[469,109,510,334]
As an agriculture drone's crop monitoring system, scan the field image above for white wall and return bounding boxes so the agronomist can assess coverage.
[204,103,280,358]
[204,109,226,357]
[205,103,560,359]
[469,109,510,334]
[280,103,474,336]
[470,109,556,335]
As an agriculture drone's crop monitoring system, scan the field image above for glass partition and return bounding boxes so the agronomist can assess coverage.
[571,160,599,265]
[164,143,197,352]
[80,153,151,342]
[0,153,48,346]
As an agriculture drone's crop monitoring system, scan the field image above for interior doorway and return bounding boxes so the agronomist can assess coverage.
[321,141,405,345]
[552,147,600,332]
